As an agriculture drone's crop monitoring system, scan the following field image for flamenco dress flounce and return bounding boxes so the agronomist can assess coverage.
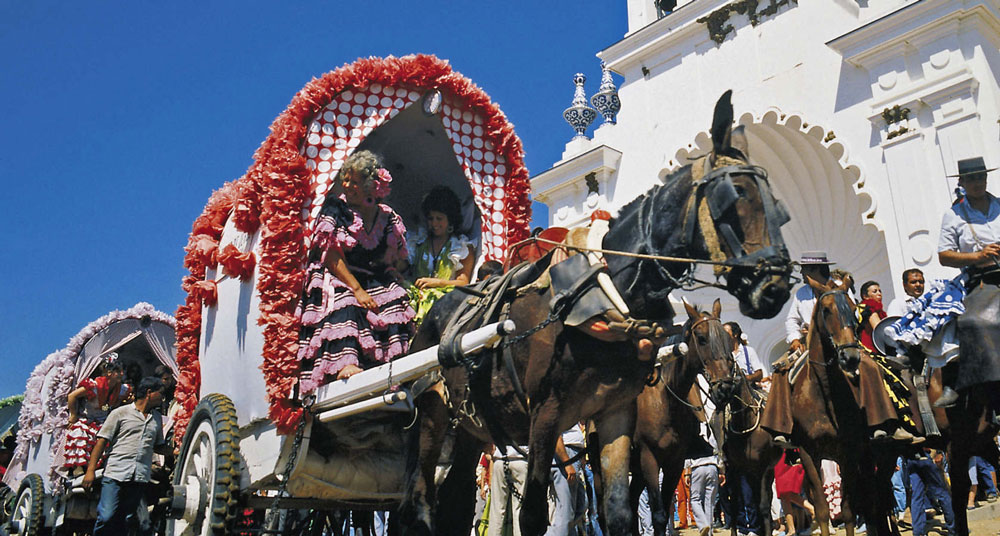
[63,377,129,469]
[406,228,475,326]
[297,197,415,394]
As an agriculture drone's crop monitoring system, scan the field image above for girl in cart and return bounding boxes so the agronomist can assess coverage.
[63,355,131,474]
[407,185,476,326]
[297,150,416,390]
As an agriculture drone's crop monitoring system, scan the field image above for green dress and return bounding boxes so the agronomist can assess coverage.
[407,230,475,326]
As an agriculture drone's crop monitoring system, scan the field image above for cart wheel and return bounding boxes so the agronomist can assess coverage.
[1,484,15,524]
[167,393,241,536]
[8,474,45,536]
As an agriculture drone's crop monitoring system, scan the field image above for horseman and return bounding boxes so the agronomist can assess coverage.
[762,251,920,446]
[934,157,1000,411]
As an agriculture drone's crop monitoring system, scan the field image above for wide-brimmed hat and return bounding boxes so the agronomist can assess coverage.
[799,251,835,265]
[872,316,903,356]
[947,157,997,179]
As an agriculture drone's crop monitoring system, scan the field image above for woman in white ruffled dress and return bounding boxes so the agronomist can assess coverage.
[407,186,476,326]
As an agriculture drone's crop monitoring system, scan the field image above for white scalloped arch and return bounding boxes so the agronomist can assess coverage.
[672,111,892,365]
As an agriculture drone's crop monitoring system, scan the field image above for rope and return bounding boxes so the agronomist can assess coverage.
[507,236,744,268]
[506,155,791,273]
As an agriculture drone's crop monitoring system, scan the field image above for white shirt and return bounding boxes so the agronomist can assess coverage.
[686,375,720,469]
[939,195,1000,254]
[784,285,816,344]
[561,426,586,450]
[96,403,164,483]
[886,295,918,318]
[732,344,769,378]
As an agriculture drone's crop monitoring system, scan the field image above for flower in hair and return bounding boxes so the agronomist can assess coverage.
[373,167,393,199]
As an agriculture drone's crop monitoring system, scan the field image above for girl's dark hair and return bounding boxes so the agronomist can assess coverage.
[103,360,125,375]
[154,364,176,401]
[724,321,743,341]
[860,280,880,299]
[125,361,143,387]
[421,186,463,234]
[476,260,503,281]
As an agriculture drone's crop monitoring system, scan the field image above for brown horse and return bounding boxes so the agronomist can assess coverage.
[398,91,794,536]
[720,361,834,536]
[761,276,910,536]
[628,299,737,536]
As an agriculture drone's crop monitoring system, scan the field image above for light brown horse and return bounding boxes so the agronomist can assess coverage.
[398,92,795,536]
[628,299,737,536]
[761,276,907,536]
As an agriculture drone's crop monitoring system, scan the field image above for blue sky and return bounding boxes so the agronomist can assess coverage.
[0,1,627,396]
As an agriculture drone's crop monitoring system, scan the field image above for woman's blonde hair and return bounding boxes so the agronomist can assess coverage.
[338,150,383,190]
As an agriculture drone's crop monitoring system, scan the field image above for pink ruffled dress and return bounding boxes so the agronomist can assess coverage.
[297,196,416,393]
[63,376,130,470]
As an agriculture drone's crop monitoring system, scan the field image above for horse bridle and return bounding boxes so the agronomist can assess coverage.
[629,158,792,297]
[685,315,737,404]
[813,290,864,369]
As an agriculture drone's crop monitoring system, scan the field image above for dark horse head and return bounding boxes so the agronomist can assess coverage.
[805,275,865,373]
[682,298,738,404]
[604,91,792,321]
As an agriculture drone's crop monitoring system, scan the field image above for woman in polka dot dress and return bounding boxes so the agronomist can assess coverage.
[63,358,131,473]
[297,150,415,393]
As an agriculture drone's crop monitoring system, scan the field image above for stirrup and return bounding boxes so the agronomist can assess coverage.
[771,434,793,448]
[933,387,959,408]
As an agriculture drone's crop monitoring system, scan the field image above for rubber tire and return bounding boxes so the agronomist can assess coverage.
[9,474,45,536]
[1,484,15,525]
[170,393,241,535]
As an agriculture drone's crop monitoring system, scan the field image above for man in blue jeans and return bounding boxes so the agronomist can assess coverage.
[83,377,167,535]
[903,449,956,536]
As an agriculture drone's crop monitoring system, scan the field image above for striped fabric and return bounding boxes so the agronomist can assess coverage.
[297,197,415,394]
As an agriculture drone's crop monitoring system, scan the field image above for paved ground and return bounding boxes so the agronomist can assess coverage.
[671,500,1000,536]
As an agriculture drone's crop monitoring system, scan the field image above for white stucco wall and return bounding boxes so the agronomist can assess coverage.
[534,0,1000,362]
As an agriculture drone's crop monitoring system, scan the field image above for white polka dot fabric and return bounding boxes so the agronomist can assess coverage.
[301,84,510,261]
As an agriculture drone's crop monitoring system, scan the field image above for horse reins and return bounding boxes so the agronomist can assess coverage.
[509,155,793,298]
[659,315,734,411]
[811,289,864,367]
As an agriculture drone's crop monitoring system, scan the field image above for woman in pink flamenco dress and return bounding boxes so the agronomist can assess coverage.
[297,150,415,392]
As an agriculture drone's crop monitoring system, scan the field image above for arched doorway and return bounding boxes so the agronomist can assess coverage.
[672,111,891,364]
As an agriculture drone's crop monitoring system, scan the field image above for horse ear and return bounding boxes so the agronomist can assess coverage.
[683,300,700,321]
[711,90,734,155]
[730,125,749,160]
[711,298,722,319]
[804,275,829,294]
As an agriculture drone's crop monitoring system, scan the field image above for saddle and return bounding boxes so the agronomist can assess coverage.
[772,348,808,385]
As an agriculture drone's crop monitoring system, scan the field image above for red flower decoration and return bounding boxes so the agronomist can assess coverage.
[218,244,256,280]
[190,280,218,306]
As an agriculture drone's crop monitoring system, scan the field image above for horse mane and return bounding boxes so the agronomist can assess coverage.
[614,185,657,221]
[612,163,694,226]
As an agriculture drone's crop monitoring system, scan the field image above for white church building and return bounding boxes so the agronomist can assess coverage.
[531,0,1000,363]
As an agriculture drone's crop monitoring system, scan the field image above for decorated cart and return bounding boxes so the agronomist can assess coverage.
[2,302,179,535]
[167,54,530,534]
